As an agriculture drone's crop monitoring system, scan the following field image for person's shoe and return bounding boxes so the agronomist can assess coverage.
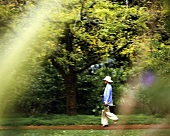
[103,124,109,127]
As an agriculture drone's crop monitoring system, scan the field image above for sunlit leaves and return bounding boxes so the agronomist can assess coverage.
[69,1,149,68]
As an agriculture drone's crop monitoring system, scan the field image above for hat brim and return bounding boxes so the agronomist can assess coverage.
[103,79,113,82]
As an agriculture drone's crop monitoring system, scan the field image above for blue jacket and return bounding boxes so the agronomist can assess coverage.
[102,83,113,106]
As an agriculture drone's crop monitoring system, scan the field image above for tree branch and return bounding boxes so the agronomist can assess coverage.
[74,41,133,73]
[50,56,66,77]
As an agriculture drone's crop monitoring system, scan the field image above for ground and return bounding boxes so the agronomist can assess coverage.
[0,124,170,130]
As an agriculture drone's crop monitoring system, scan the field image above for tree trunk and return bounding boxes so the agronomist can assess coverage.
[64,72,77,116]
[52,23,78,116]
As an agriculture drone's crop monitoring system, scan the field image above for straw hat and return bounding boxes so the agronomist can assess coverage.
[103,76,113,82]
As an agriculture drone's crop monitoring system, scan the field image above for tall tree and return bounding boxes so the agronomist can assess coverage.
[44,0,149,115]
[0,0,149,115]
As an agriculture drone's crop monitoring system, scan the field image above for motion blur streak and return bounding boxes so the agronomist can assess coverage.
[0,0,62,117]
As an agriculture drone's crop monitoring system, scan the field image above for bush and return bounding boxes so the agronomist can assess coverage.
[137,76,170,115]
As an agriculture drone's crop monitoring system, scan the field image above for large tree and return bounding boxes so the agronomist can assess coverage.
[0,0,149,115]
[42,0,149,115]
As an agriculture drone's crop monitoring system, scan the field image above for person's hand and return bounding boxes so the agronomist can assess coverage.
[104,103,108,107]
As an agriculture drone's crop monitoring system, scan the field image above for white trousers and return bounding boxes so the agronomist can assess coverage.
[101,106,118,126]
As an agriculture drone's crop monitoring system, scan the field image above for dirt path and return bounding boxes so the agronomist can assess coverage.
[0,125,170,130]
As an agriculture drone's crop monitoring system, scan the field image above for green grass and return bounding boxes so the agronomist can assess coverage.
[0,130,169,136]
[0,114,168,126]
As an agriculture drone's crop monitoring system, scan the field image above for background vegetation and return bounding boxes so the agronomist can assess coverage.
[0,0,169,117]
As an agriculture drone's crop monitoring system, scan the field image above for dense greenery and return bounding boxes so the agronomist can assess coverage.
[0,0,169,116]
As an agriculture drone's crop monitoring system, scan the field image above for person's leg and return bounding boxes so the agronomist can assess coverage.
[105,106,118,123]
[101,108,108,126]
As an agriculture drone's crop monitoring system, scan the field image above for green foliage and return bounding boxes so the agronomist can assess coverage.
[15,62,66,116]
[85,66,137,115]
[0,47,42,115]
[70,1,149,66]
[32,0,150,73]
[23,0,150,115]
[131,0,170,115]
[13,65,136,116]
[77,74,100,115]
[138,76,170,115]
[0,0,169,116]
[144,40,170,75]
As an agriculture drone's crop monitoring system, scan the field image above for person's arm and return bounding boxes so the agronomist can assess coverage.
[104,85,111,105]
